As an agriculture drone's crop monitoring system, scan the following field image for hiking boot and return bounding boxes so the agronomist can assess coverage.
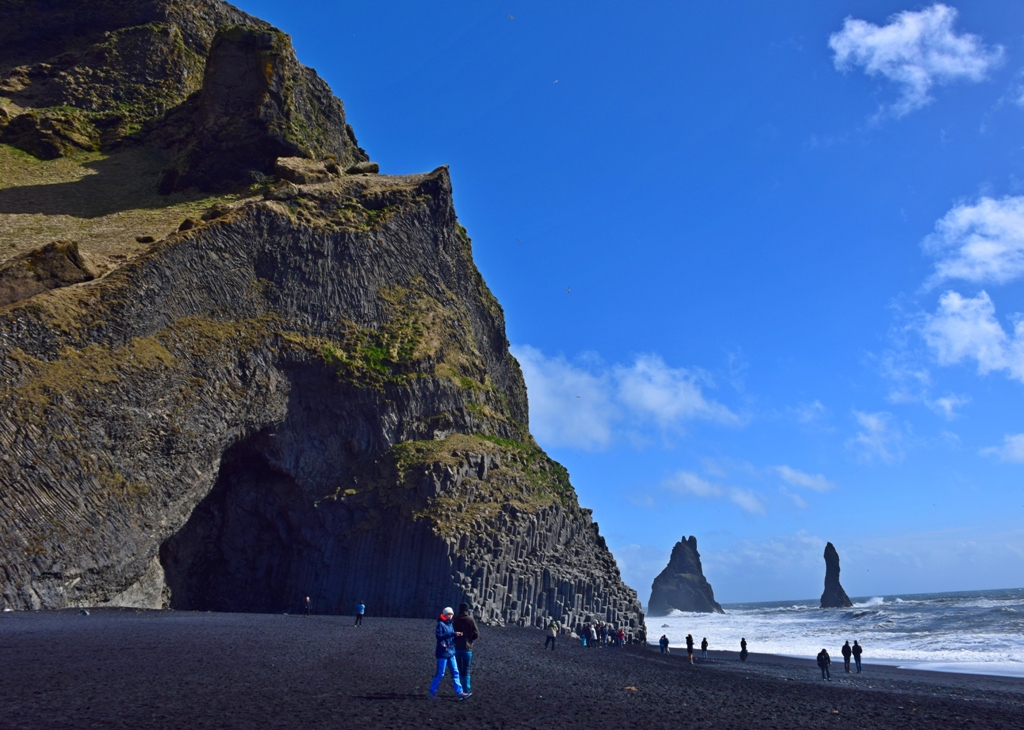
[428,693,440,700]
[458,692,473,701]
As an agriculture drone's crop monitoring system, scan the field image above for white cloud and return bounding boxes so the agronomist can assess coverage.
[880,350,970,419]
[663,471,765,515]
[924,196,1024,286]
[614,354,739,427]
[980,433,1024,463]
[779,487,809,509]
[794,400,827,425]
[775,465,836,492]
[512,346,739,451]
[921,291,1024,381]
[829,4,1003,117]
[512,345,616,449]
[847,410,904,463]
[665,471,722,498]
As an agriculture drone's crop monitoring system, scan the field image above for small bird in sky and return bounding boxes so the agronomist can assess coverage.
[553,80,559,84]
[507,14,515,20]
[516,238,523,243]
[566,286,571,293]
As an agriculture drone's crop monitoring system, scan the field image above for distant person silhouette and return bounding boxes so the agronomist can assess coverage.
[659,634,669,654]
[545,620,558,650]
[701,637,708,659]
[685,634,694,664]
[740,638,748,662]
[304,596,310,617]
[354,600,365,626]
[841,640,852,672]
[817,648,831,680]
[852,640,863,673]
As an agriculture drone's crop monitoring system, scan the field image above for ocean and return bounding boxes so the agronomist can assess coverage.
[647,587,1024,678]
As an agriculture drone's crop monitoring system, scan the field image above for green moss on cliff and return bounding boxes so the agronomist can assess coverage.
[390,433,579,539]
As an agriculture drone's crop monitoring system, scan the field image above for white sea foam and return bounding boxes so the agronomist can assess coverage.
[647,588,1024,678]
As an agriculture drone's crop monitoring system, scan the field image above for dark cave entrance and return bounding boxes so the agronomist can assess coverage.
[159,435,324,613]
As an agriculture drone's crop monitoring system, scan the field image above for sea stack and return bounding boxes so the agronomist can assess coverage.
[648,536,724,615]
[819,542,853,608]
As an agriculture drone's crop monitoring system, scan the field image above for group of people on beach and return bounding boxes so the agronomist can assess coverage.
[576,620,627,649]
[658,634,746,662]
[817,640,863,679]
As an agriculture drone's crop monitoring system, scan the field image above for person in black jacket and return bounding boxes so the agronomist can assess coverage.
[817,648,831,680]
[701,637,708,659]
[453,603,480,695]
[841,641,852,673]
[852,640,863,673]
[739,638,748,662]
[685,634,695,664]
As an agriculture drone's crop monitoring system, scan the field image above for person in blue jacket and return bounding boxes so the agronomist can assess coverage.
[429,607,471,700]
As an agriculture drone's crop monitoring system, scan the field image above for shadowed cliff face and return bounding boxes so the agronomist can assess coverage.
[820,542,853,609]
[648,535,724,615]
[0,167,643,633]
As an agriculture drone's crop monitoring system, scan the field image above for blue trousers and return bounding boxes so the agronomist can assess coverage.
[454,650,473,693]
[430,657,463,695]
[855,656,862,672]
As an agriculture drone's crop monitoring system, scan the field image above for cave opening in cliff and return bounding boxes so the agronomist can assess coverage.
[159,434,320,613]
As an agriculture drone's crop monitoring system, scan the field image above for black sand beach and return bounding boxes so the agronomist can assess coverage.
[2,610,1022,729]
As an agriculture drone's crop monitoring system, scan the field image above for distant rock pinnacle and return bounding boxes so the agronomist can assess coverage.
[820,542,853,608]
[648,535,724,615]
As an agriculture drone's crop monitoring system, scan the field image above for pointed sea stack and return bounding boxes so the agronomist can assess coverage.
[648,536,724,615]
[820,542,853,608]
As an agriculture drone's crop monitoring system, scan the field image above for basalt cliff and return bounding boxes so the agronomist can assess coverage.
[0,0,644,636]
[648,535,723,615]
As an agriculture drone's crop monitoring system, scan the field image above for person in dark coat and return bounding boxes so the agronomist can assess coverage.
[701,637,708,659]
[739,638,748,662]
[852,640,863,673]
[659,634,669,654]
[817,648,831,680]
[430,607,469,700]
[841,641,852,673]
[685,634,695,664]
[453,603,479,694]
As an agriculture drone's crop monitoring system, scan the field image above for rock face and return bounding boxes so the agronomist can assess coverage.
[0,240,94,307]
[0,1,643,636]
[648,535,724,615]
[820,542,853,608]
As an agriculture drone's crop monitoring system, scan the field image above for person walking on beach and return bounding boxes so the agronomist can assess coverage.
[581,622,589,648]
[841,641,852,673]
[589,623,597,648]
[685,634,695,664]
[817,648,831,681]
[701,637,708,659]
[617,627,626,648]
[304,596,311,617]
[453,603,479,695]
[740,638,748,662]
[852,640,863,673]
[545,619,558,650]
[659,634,669,654]
[354,600,365,626]
[430,607,470,700]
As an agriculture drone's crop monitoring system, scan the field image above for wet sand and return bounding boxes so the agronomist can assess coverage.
[1,610,1022,729]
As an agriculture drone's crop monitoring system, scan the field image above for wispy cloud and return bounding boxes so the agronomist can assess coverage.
[921,291,1024,382]
[924,196,1024,287]
[775,465,836,492]
[980,433,1024,463]
[847,410,904,463]
[512,346,740,450]
[829,4,1003,118]
[879,348,970,419]
[663,471,766,514]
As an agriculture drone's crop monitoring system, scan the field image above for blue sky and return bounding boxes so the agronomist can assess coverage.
[233,1,1024,603]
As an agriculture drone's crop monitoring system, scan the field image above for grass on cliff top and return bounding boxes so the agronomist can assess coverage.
[0,144,244,275]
